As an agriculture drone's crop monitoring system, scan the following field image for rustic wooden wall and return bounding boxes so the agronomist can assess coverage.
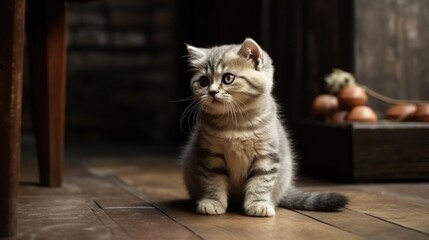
[19,0,428,145]
[272,0,429,120]
[267,0,354,121]
[22,0,180,145]
[354,0,429,115]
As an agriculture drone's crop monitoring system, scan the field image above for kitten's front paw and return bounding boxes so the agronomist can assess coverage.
[196,199,226,215]
[244,201,275,217]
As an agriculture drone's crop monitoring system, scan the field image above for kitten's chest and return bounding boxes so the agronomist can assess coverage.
[223,138,258,183]
[200,123,277,183]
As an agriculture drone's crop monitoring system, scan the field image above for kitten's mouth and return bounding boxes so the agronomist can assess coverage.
[211,98,224,104]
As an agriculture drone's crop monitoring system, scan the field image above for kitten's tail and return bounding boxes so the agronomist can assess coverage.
[279,188,348,211]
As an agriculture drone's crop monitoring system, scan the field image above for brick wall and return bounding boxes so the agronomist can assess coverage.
[23,0,179,145]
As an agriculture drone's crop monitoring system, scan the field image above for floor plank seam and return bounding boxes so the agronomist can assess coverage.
[149,204,205,240]
[93,199,103,210]
[90,201,133,240]
[89,166,205,240]
[111,177,205,240]
[345,207,429,236]
[92,199,136,239]
[292,210,362,237]
[103,206,156,210]
[345,186,429,206]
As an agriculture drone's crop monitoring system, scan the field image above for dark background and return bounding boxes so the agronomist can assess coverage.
[21,0,429,152]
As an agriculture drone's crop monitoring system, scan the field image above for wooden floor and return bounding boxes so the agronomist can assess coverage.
[6,147,429,239]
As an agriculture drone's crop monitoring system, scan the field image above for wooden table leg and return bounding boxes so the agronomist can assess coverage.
[27,0,67,187]
[0,0,26,236]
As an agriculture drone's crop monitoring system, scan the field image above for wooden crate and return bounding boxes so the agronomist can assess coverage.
[295,121,429,182]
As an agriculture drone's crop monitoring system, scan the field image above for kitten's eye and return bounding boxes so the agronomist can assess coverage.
[199,76,210,87]
[222,73,235,85]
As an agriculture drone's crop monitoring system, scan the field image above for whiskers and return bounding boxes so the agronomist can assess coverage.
[178,95,206,132]
[224,98,246,126]
[177,95,248,132]
[171,96,199,103]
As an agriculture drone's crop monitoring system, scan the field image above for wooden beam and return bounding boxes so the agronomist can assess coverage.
[0,0,26,236]
[27,0,67,187]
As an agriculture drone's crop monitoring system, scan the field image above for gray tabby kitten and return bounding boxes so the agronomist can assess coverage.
[181,38,347,217]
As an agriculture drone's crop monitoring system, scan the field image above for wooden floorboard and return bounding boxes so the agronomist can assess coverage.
[91,158,429,240]
[353,183,429,204]
[94,196,200,240]
[6,156,198,240]
[7,153,429,240]
[15,195,123,240]
[342,188,429,234]
[297,185,429,238]
[154,201,362,240]
[295,209,429,240]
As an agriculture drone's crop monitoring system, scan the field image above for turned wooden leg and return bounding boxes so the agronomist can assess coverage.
[27,0,67,187]
[0,0,26,236]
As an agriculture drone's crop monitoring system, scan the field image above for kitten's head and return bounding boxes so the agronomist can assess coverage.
[186,38,274,115]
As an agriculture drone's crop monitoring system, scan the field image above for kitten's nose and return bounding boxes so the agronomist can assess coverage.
[209,90,219,98]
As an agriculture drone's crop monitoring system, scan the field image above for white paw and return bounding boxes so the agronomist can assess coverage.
[244,201,275,217]
[196,199,226,215]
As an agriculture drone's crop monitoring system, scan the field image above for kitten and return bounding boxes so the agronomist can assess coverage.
[181,38,347,217]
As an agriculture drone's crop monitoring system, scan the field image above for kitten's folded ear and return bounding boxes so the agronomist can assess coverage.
[237,38,263,70]
[186,44,207,66]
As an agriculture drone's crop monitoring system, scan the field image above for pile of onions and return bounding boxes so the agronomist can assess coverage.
[312,85,377,123]
[312,69,429,123]
[386,103,429,122]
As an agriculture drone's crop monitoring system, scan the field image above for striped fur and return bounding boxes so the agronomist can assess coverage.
[181,38,347,217]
